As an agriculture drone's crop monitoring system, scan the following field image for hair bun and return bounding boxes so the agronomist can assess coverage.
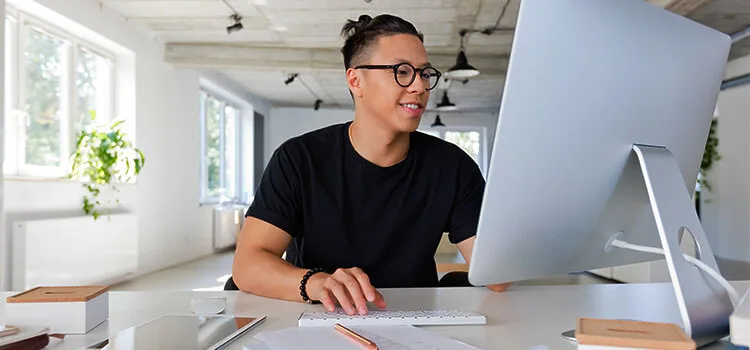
[357,15,372,27]
[341,14,373,38]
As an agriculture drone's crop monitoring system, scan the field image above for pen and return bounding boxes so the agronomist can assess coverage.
[334,323,379,350]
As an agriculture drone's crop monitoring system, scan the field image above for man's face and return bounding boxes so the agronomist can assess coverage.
[348,34,436,133]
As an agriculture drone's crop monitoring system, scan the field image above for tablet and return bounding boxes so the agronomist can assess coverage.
[90,315,265,350]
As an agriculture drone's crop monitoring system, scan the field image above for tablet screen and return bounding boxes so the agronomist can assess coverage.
[90,315,265,350]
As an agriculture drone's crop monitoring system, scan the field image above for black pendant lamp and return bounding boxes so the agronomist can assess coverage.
[435,91,457,112]
[446,30,480,79]
[431,115,445,127]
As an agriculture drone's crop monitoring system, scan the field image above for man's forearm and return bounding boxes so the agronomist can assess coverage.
[232,250,312,302]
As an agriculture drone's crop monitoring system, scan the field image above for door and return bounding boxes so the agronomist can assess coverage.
[253,112,264,193]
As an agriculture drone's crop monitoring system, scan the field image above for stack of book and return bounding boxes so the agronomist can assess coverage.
[0,326,50,350]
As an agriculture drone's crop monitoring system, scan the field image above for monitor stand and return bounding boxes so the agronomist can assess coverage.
[562,144,733,347]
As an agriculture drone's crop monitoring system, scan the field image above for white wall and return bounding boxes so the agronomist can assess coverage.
[701,53,750,278]
[266,107,351,164]
[266,107,499,166]
[0,0,5,290]
[201,71,271,118]
[0,0,270,289]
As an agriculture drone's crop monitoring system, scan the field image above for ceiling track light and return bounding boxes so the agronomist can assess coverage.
[226,13,243,34]
[221,0,243,34]
[284,73,325,110]
[285,73,298,85]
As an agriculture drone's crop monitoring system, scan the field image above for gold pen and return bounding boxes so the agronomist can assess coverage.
[334,323,379,350]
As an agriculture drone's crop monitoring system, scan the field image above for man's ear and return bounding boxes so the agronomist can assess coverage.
[346,68,364,98]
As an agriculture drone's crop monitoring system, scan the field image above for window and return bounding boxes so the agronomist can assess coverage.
[421,127,487,175]
[200,90,242,203]
[4,7,115,177]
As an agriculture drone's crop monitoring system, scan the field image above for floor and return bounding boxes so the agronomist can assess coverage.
[111,251,236,291]
[111,251,611,291]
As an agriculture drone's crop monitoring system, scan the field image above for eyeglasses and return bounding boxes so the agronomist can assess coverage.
[354,62,442,91]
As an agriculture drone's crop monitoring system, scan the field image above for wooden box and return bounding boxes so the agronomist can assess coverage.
[575,318,696,350]
[4,286,109,334]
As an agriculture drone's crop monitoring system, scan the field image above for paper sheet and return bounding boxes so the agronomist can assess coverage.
[253,325,482,350]
[242,342,274,350]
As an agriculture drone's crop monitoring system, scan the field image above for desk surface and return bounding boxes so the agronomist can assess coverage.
[2,282,749,350]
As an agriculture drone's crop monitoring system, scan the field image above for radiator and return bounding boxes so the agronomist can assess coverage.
[213,206,244,251]
[12,214,138,290]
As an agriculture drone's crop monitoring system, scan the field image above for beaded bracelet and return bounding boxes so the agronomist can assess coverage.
[300,267,326,303]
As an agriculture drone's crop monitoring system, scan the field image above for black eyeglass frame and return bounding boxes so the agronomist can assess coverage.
[354,63,442,90]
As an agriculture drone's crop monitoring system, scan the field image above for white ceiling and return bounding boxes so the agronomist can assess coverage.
[101,0,749,112]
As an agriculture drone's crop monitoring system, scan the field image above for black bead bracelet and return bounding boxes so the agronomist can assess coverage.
[300,267,325,303]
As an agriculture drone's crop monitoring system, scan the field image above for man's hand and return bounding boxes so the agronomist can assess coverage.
[456,236,513,293]
[486,282,512,292]
[306,267,387,315]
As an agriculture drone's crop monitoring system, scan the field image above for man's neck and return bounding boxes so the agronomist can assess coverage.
[349,114,410,168]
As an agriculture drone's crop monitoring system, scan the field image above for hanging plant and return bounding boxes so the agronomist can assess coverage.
[67,117,145,219]
[699,118,720,192]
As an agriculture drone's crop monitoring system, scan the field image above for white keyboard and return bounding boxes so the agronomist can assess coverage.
[298,309,487,327]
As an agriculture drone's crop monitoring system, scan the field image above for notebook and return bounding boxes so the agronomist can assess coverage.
[251,324,482,350]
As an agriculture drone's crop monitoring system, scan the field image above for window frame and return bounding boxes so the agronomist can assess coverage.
[4,5,117,179]
[422,125,488,175]
[199,89,243,204]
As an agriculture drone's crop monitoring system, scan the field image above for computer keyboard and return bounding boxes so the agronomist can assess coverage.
[298,309,487,327]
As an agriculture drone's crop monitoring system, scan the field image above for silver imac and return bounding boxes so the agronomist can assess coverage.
[467,0,732,345]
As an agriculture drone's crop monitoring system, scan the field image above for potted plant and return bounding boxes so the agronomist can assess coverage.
[694,118,720,219]
[68,117,145,219]
[699,118,720,192]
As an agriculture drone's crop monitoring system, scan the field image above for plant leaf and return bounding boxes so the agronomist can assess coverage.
[68,119,144,219]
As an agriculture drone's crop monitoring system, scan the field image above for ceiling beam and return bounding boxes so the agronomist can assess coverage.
[647,0,715,15]
[665,0,714,15]
[164,43,509,76]
[450,0,482,47]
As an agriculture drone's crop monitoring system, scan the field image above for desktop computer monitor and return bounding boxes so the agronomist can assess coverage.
[468,0,732,345]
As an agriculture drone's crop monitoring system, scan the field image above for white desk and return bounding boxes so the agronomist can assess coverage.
[2,282,748,350]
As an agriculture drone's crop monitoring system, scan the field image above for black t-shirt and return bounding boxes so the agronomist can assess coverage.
[245,121,485,288]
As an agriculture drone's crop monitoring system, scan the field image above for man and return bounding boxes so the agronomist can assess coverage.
[232,14,509,317]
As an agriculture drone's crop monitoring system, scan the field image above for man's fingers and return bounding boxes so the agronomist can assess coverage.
[372,290,387,309]
[317,289,336,312]
[351,269,376,302]
[346,268,383,310]
[328,281,356,315]
[338,273,369,315]
[487,282,512,292]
